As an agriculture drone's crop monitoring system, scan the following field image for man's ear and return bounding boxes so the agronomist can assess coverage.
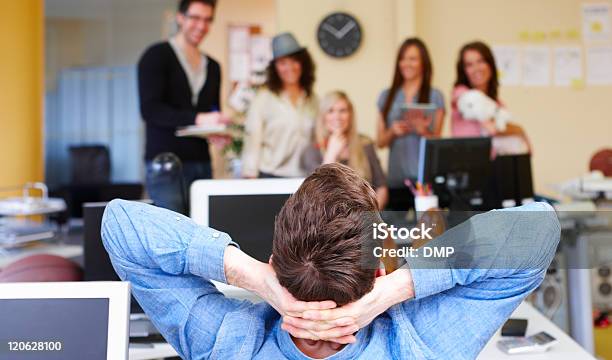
[375,267,386,278]
[175,13,185,29]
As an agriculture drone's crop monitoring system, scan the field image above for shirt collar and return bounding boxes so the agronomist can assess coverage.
[280,90,307,109]
[274,321,371,360]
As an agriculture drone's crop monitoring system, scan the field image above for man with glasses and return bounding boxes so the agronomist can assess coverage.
[138,0,229,214]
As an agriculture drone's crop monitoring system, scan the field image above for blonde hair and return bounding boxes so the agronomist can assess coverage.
[315,91,372,182]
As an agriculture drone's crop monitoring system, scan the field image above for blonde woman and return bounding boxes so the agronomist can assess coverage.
[301,91,388,209]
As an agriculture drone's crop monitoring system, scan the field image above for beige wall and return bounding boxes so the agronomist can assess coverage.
[205,0,277,106]
[416,0,612,196]
[202,0,277,176]
[276,0,416,140]
[0,0,44,188]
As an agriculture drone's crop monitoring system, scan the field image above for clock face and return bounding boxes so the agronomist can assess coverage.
[317,12,362,58]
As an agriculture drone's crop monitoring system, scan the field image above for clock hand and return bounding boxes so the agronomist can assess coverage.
[337,20,356,38]
[322,23,341,39]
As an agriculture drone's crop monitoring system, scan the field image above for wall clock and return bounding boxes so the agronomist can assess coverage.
[317,12,362,58]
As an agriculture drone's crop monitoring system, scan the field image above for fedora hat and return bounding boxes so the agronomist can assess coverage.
[271,32,305,60]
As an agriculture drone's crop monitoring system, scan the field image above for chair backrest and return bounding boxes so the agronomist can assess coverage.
[69,145,111,185]
[0,254,83,282]
[590,148,612,177]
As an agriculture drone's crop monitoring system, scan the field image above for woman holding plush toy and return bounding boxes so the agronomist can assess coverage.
[376,38,446,211]
[452,41,531,154]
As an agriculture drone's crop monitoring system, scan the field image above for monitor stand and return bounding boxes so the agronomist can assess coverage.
[129,313,163,341]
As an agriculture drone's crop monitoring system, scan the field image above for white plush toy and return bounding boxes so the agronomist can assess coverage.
[457,89,511,132]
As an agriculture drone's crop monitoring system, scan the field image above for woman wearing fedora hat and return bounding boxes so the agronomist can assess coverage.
[242,32,318,178]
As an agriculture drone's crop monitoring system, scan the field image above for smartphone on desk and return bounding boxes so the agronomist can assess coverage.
[497,331,558,355]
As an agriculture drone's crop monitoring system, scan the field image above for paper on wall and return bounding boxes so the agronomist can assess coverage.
[229,53,250,82]
[586,45,612,85]
[250,35,272,73]
[229,26,250,52]
[522,46,551,86]
[493,45,521,86]
[553,46,583,86]
[582,3,611,42]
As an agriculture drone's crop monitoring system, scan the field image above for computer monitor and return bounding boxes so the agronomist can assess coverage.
[83,202,144,314]
[0,281,129,360]
[418,137,492,210]
[191,178,304,262]
[492,154,534,207]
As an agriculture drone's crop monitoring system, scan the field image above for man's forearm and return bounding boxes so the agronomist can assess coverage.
[385,268,415,305]
[224,245,265,293]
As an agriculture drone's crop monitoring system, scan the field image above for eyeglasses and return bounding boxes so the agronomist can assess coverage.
[185,14,214,25]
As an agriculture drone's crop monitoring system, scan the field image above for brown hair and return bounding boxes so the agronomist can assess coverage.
[271,163,382,306]
[381,37,433,124]
[455,41,499,100]
[265,49,316,98]
[315,91,372,182]
[178,0,216,13]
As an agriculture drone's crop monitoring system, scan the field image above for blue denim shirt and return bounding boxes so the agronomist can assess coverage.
[101,200,560,359]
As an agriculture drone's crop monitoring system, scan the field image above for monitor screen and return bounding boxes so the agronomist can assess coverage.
[0,298,109,360]
[418,137,492,210]
[209,194,290,262]
[83,202,143,314]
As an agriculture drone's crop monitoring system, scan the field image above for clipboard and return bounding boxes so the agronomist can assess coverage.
[175,124,231,138]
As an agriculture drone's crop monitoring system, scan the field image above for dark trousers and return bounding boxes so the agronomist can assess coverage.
[145,161,212,215]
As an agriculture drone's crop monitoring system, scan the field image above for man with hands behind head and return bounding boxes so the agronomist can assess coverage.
[102,163,560,359]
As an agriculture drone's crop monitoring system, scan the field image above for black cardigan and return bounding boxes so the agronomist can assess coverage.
[138,41,221,162]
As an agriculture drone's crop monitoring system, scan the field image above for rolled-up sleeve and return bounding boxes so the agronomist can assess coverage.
[401,202,561,359]
[101,199,243,359]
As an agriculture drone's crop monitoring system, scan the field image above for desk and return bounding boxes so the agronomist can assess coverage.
[478,302,594,359]
[129,343,177,360]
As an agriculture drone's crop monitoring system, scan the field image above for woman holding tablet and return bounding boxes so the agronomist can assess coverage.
[376,38,446,210]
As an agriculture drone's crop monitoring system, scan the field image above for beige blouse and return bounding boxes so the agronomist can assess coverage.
[242,89,318,177]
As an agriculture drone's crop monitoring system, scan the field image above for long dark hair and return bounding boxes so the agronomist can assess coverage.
[455,41,499,100]
[381,38,433,123]
[265,49,316,98]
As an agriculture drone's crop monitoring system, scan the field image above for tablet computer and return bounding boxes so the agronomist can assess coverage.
[399,103,437,120]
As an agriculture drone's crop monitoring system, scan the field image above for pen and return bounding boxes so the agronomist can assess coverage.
[404,179,417,196]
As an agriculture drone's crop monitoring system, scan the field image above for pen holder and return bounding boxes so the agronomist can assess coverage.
[414,195,439,213]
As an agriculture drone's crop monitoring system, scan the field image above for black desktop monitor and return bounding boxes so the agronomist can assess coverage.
[418,137,493,210]
[190,178,303,263]
[492,154,535,207]
[208,194,291,262]
[83,202,143,314]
